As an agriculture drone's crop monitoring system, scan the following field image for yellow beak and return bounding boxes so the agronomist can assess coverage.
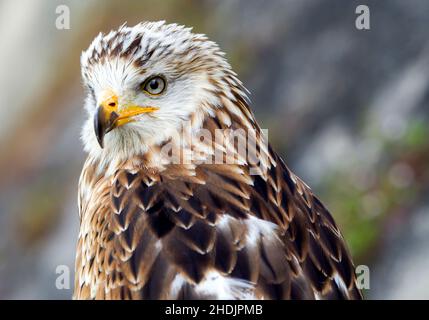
[94,90,159,148]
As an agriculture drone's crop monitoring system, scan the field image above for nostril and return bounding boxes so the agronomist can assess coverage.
[108,102,116,107]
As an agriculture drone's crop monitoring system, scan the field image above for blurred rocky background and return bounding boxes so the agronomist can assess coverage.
[0,0,428,299]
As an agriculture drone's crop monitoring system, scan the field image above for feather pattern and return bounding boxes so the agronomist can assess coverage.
[74,21,362,300]
[75,121,362,299]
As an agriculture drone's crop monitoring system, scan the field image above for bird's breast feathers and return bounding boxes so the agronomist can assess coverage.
[75,146,362,300]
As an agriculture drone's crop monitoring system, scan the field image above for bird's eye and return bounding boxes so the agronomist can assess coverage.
[142,76,166,95]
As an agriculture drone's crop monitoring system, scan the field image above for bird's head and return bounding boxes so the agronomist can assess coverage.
[80,21,248,167]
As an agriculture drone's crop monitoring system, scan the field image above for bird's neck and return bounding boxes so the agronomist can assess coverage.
[85,96,268,178]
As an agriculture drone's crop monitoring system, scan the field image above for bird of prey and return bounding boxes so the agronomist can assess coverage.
[74,21,362,300]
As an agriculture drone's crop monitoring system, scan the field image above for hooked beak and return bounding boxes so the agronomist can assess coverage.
[94,90,159,148]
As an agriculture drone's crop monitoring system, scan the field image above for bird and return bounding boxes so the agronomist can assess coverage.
[74,21,362,300]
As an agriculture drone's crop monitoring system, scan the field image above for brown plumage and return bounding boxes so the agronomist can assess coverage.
[74,21,362,300]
